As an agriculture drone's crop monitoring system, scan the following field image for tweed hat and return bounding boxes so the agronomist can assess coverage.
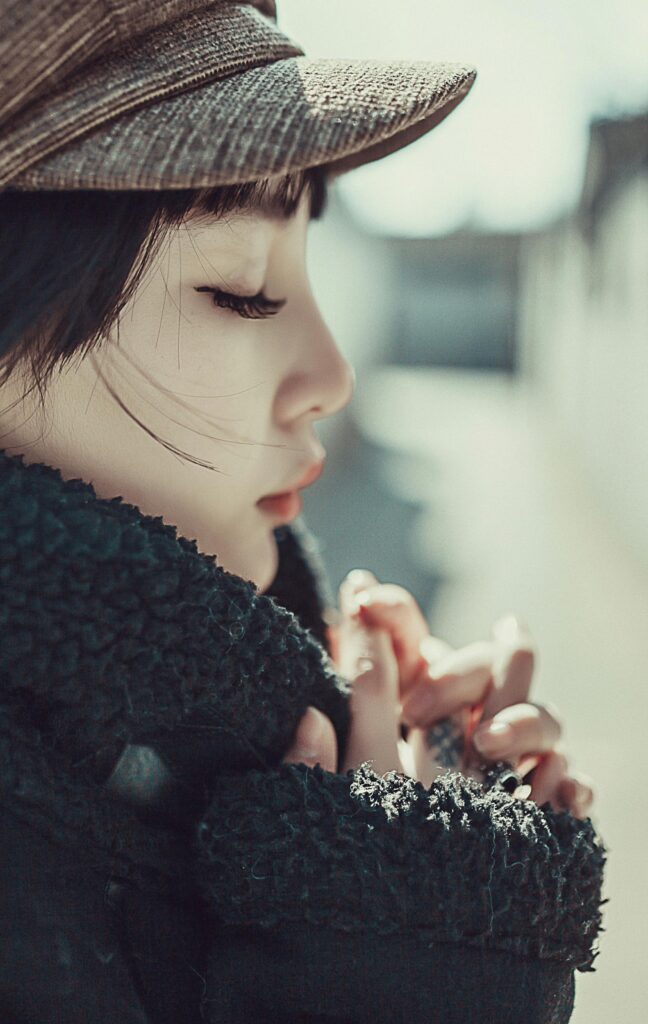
[0,0,477,192]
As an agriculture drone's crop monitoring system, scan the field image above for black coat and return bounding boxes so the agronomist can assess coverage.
[0,449,605,1023]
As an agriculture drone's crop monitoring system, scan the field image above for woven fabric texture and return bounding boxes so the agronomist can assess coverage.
[0,4,302,189]
[0,2,276,123]
[0,0,476,191]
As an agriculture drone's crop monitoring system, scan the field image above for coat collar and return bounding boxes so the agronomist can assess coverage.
[0,447,350,864]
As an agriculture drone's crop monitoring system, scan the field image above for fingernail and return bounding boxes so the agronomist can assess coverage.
[513,784,532,801]
[345,569,377,589]
[472,721,513,753]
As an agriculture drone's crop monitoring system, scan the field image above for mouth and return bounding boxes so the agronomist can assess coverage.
[256,459,326,522]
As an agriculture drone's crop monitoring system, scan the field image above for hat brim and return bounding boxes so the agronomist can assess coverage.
[10,57,476,190]
[5,4,475,191]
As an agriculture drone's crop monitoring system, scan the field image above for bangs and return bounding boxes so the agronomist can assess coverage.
[0,166,329,397]
[192,165,329,223]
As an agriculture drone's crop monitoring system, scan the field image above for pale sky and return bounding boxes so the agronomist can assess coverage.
[278,0,648,236]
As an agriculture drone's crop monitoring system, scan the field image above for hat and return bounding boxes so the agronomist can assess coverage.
[0,0,477,191]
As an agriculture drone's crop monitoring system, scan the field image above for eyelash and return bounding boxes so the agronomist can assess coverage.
[194,286,286,320]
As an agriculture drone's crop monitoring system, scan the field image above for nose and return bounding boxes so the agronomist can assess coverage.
[273,296,356,426]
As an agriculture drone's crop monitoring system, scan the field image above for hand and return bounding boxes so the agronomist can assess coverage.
[344,572,594,819]
[283,569,405,777]
[331,569,404,775]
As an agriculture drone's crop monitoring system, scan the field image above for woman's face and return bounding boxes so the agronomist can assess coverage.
[2,179,355,592]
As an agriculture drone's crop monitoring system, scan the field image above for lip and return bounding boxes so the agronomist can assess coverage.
[256,458,326,523]
[256,491,304,522]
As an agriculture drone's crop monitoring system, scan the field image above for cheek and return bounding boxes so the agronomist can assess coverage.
[122,293,237,380]
[119,298,274,411]
[115,283,287,490]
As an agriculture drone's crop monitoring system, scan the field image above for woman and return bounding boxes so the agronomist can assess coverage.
[0,2,604,1022]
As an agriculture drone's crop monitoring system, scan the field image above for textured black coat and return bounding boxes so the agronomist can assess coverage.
[0,449,605,1023]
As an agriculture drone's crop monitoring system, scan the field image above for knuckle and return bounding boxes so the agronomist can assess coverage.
[420,635,453,664]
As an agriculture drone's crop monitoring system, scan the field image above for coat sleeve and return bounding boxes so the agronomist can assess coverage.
[193,761,605,1024]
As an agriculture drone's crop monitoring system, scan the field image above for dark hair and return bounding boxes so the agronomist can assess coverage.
[0,166,327,405]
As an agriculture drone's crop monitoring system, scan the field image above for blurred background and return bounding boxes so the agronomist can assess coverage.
[278,2,648,1020]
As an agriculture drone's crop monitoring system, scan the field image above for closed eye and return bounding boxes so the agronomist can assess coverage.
[194,286,286,320]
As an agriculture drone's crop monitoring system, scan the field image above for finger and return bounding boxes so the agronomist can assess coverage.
[338,568,381,617]
[348,625,401,700]
[400,641,497,727]
[527,750,570,810]
[283,706,338,773]
[337,603,398,696]
[557,771,595,819]
[349,583,432,694]
[333,569,384,679]
[341,619,402,776]
[336,570,406,775]
[471,702,562,762]
[479,614,536,721]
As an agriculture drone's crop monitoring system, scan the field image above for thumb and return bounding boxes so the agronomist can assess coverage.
[283,706,338,773]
